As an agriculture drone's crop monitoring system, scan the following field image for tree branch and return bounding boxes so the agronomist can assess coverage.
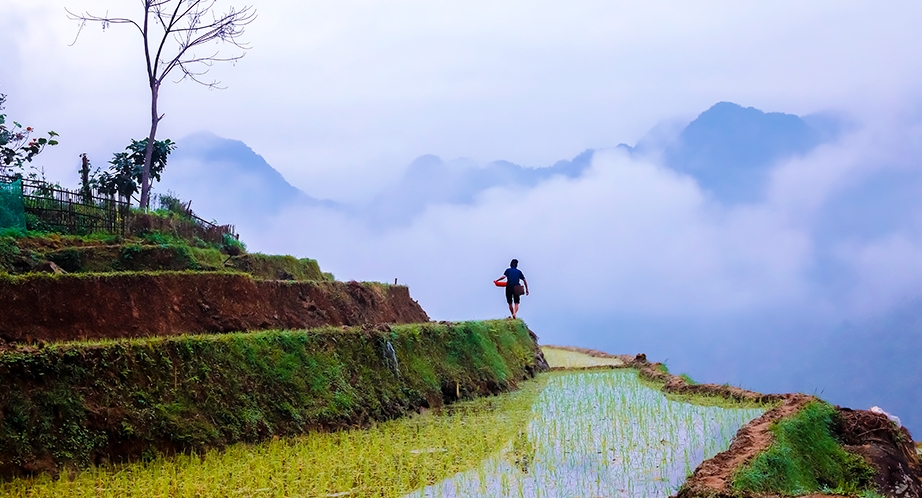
[67,0,256,209]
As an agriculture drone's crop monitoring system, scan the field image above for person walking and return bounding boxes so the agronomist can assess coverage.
[497,259,529,319]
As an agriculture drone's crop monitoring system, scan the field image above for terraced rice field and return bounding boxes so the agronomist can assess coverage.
[407,370,764,497]
[0,349,766,498]
[0,380,545,498]
[540,347,624,368]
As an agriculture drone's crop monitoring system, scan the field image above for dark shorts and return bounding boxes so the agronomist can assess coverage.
[505,285,520,304]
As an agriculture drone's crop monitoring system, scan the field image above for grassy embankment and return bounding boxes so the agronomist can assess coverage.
[731,400,881,497]
[0,229,331,281]
[0,319,543,481]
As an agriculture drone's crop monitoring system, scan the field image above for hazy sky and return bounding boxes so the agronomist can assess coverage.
[3,1,922,201]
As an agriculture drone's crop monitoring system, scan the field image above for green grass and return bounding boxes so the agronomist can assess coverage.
[0,320,542,476]
[637,373,773,410]
[226,253,325,281]
[732,400,877,496]
[679,373,696,385]
[0,229,334,281]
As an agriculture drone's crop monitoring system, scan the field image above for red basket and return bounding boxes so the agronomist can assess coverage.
[493,279,507,287]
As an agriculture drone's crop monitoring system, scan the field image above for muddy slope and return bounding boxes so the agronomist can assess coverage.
[837,408,922,498]
[0,273,428,342]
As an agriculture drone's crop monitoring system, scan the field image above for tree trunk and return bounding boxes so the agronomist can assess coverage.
[139,82,160,210]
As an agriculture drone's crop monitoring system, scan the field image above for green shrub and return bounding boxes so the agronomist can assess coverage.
[138,230,185,246]
[0,227,29,239]
[221,233,246,256]
[157,192,192,219]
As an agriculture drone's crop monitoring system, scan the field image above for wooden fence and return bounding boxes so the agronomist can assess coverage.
[0,176,237,240]
[1,175,130,235]
[148,192,236,241]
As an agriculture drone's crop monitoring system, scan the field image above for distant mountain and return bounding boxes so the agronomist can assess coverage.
[361,150,595,225]
[635,102,843,203]
[158,102,843,228]
[157,132,331,228]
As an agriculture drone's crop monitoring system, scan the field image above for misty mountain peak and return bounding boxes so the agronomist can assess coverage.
[662,102,837,203]
[156,132,323,224]
[408,154,445,170]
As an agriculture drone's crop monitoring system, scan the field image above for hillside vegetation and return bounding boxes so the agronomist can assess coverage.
[0,319,545,478]
[0,228,330,281]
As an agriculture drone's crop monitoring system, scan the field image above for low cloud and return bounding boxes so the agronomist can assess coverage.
[249,135,886,322]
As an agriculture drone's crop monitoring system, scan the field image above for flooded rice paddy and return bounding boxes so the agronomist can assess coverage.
[540,348,624,369]
[1,354,765,497]
[407,370,764,498]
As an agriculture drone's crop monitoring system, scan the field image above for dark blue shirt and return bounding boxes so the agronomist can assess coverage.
[504,267,524,287]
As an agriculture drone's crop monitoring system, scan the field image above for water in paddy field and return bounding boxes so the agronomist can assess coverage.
[406,370,765,498]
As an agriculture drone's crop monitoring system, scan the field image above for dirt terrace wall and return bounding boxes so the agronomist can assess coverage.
[0,319,548,479]
[0,272,428,343]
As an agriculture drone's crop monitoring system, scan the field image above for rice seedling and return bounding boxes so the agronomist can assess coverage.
[0,367,765,498]
[409,370,766,497]
[0,377,546,498]
[540,347,623,369]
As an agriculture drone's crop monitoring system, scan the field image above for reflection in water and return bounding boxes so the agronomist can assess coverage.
[407,370,764,498]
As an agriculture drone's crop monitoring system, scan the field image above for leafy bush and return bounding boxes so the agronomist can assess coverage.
[0,93,59,174]
[138,230,185,246]
[0,227,28,239]
[157,191,192,218]
[221,233,246,256]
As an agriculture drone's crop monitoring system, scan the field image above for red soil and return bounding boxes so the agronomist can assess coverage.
[0,273,429,343]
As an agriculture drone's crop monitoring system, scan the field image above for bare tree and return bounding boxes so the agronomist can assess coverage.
[68,0,256,209]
